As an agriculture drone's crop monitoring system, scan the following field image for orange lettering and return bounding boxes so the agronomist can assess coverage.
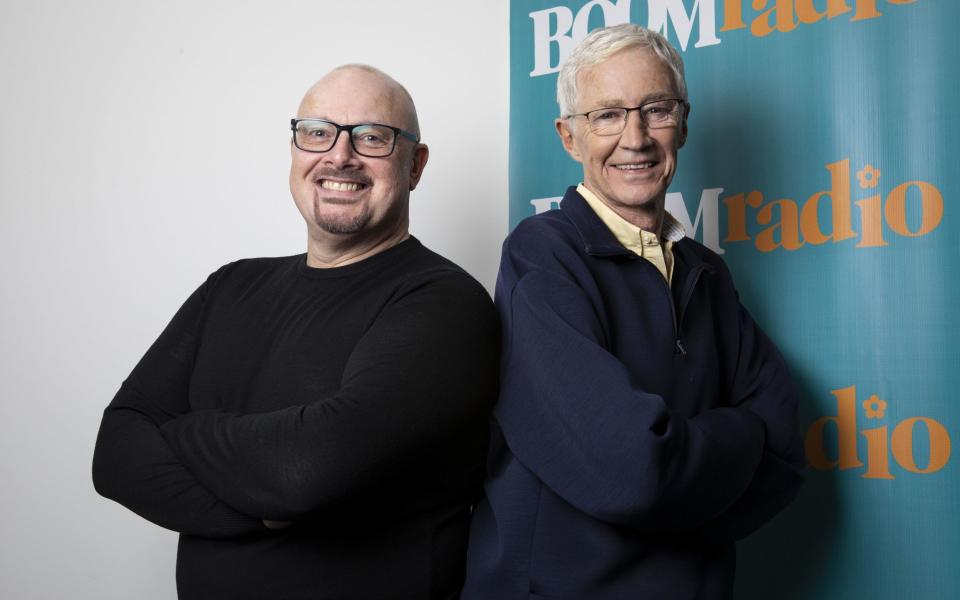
[851,0,883,21]
[861,426,895,479]
[721,0,748,31]
[724,193,751,242]
[885,181,943,237]
[826,0,854,18]
[756,198,803,251]
[799,198,830,245]
[750,0,799,36]
[800,159,856,244]
[795,0,826,24]
[891,417,952,473]
[805,386,863,470]
[855,194,888,247]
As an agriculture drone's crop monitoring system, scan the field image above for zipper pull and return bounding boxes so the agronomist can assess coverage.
[675,339,687,356]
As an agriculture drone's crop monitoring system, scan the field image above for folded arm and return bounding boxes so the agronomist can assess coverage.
[92,276,264,538]
[496,267,775,532]
[693,301,805,542]
[159,274,499,520]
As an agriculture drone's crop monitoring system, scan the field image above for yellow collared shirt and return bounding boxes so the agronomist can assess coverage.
[577,183,687,286]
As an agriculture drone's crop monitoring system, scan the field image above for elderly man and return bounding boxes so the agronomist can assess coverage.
[93,65,499,599]
[463,24,804,599]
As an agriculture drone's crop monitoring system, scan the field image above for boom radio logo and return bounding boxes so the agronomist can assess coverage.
[526,3,938,254]
[529,0,921,76]
[806,386,952,479]
[531,157,944,255]
[524,0,952,483]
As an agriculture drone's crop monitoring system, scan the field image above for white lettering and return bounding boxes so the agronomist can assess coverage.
[647,0,721,51]
[572,0,633,41]
[666,187,724,253]
[529,7,575,77]
[530,197,563,213]
[530,0,633,77]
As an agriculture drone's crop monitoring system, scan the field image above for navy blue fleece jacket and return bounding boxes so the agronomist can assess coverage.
[462,187,804,600]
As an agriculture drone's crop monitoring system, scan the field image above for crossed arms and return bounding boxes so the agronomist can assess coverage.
[92,267,498,538]
[493,237,804,541]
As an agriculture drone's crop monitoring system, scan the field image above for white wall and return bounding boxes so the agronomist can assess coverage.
[0,2,508,597]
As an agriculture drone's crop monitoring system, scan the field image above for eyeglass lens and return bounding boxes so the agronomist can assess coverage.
[588,100,682,135]
[294,121,397,157]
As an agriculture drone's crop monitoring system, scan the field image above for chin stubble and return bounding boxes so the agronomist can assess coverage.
[313,198,371,235]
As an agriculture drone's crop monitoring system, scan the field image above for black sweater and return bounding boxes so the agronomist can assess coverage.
[93,237,500,599]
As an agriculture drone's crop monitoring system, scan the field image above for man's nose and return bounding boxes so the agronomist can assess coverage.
[324,130,361,166]
[618,110,653,149]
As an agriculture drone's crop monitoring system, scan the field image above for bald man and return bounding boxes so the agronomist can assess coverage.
[93,65,499,600]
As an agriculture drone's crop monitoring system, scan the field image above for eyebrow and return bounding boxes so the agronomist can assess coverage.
[586,93,678,110]
[588,99,624,109]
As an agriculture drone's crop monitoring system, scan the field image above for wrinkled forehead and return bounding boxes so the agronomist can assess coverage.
[297,69,414,130]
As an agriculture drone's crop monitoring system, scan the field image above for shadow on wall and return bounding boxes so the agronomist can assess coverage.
[728,273,842,598]
[692,96,841,599]
[734,364,841,600]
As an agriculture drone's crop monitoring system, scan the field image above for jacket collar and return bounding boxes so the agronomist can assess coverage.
[559,185,715,273]
[559,186,634,257]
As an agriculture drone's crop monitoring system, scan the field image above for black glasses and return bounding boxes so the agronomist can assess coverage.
[565,98,686,135]
[291,119,419,158]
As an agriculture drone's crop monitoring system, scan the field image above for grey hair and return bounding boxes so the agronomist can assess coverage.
[557,24,687,117]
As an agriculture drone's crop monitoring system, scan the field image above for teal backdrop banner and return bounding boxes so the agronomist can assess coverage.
[508,1,958,597]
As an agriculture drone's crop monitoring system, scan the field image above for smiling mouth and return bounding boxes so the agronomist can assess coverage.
[614,162,657,170]
[318,179,367,192]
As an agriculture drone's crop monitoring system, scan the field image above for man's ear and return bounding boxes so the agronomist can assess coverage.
[555,118,583,163]
[408,144,429,191]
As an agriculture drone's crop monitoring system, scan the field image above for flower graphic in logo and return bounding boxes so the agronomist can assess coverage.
[863,395,887,419]
[857,164,881,189]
